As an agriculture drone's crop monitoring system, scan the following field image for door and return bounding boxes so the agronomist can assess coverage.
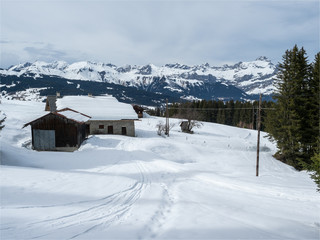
[108,126,113,134]
[122,127,127,135]
[33,129,55,150]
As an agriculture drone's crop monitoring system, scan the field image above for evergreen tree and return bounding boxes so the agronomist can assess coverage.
[308,53,320,190]
[216,101,225,124]
[225,100,234,126]
[0,100,5,131]
[309,53,320,156]
[310,153,320,191]
[266,45,317,170]
[0,111,5,131]
[233,101,242,127]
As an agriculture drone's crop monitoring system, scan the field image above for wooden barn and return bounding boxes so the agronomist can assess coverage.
[23,108,91,151]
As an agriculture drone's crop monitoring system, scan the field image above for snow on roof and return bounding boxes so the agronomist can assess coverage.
[56,108,91,123]
[56,96,138,120]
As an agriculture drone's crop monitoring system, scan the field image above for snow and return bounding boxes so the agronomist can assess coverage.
[2,88,47,102]
[180,95,202,101]
[248,83,275,95]
[1,99,319,240]
[163,86,183,92]
[56,95,138,120]
[56,109,91,123]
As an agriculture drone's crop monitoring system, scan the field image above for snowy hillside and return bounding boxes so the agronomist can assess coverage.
[1,57,277,98]
[1,99,319,240]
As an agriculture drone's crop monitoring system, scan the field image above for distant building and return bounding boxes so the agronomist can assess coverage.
[180,121,189,133]
[133,105,144,118]
[23,108,91,151]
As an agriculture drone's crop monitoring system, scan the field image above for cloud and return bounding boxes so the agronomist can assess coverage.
[24,44,66,60]
[0,0,319,67]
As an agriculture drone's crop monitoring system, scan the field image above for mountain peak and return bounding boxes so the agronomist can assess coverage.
[255,56,270,62]
[164,63,192,70]
[1,58,277,97]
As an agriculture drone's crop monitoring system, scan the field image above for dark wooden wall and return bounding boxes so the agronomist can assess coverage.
[30,113,87,148]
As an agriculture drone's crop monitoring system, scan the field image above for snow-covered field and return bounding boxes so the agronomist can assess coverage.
[1,99,319,240]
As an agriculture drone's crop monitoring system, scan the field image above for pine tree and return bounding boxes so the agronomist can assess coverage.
[309,53,320,156]
[294,47,314,167]
[216,101,225,124]
[233,101,242,127]
[225,100,234,126]
[310,153,320,191]
[309,53,320,190]
[0,111,5,131]
[266,45,316,170]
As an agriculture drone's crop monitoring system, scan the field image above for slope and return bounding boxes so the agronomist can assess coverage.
[0,99,319,240]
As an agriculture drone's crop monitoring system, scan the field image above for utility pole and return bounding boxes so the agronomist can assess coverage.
[252,105,255,130]
[165,98,169,136]
[256,94,262,177]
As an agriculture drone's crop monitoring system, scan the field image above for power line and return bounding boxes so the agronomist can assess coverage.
[167,107,276,111]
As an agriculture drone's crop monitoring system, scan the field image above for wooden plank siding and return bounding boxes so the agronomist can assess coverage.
[28,113,88,151]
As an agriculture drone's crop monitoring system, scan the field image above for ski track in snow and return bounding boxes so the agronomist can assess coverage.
[1,160,150,239]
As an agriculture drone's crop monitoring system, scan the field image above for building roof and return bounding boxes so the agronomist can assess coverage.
[23,108,91,128]
[56,95,138,120]
[56,108,91,123]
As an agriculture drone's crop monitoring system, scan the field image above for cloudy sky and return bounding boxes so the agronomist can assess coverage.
[0,0,319,68]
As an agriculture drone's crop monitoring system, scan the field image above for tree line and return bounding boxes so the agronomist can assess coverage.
[148,99,274,132]
[167,99,274,131]
[148,45,320,190]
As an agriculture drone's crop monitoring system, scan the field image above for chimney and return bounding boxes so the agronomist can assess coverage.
[56,92,60,98]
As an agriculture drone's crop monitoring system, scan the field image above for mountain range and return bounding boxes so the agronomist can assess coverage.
[0,57,277,105]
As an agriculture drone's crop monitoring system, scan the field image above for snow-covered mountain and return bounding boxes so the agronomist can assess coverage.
[1,57,277,101]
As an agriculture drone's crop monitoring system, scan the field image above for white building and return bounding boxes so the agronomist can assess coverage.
[56,95,138,137]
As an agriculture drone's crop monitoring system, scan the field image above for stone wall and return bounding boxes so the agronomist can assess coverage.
[89,120,135,137]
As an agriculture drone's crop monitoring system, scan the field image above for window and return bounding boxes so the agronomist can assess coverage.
[108,126,113,134]
[99,125,104,129]
[122,127,127,135]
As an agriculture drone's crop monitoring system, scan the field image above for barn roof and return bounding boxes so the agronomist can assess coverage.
[23,108,91,128]
[56,96,138,121]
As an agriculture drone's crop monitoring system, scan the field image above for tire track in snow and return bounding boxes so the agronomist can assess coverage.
[2,161,150,240]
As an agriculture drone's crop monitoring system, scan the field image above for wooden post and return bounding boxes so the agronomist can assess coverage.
[252,105,255,130]
[256,94,262,177]
[165,99,169,136]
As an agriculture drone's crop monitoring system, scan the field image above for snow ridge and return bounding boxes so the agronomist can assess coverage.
[1,57,277,96]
